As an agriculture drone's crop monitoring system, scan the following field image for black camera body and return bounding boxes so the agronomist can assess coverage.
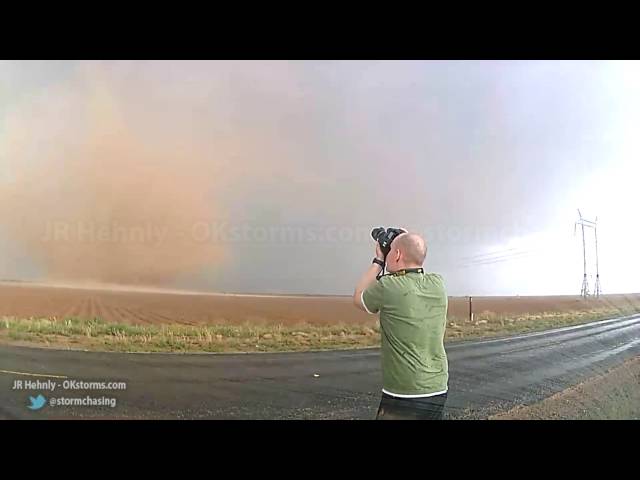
[371,227,407,258]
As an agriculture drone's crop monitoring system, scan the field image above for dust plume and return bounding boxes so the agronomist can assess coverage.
[0,64,234,286]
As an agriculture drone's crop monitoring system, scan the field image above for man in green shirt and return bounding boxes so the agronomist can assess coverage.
[353,231,449,420]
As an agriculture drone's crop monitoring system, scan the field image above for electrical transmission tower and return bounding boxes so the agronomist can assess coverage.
[593,217,601,297]
[575,210,601,298]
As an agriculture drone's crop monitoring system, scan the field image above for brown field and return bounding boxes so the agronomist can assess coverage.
[1,281,639,327]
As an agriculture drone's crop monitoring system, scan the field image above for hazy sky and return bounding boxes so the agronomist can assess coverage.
[1,60,638,295]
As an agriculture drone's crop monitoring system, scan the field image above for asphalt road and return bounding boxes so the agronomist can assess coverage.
[1,314,639,419]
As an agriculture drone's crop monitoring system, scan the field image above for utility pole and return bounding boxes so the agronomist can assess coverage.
[575,210,600,298]
[593,217,601,297]
[575,210,589,298]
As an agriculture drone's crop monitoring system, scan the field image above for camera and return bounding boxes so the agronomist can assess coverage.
[371,227,407,258]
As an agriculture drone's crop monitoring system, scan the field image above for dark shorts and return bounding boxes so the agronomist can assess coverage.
[375,392,448,420]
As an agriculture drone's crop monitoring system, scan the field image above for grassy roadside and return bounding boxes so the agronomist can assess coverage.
[0,317,379,353]
[490,355,640,420]
[1,305,639,353]
[444,304,640,341]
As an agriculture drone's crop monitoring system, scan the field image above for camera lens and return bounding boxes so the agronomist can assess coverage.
[371,227,385,241]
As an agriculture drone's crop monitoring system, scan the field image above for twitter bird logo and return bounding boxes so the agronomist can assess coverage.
[28,394,47,410]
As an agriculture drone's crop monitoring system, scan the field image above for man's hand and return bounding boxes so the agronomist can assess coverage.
[375,242,385,263]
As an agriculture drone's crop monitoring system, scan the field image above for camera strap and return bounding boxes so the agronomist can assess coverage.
[387,268,424,277]
[376,263,386,281]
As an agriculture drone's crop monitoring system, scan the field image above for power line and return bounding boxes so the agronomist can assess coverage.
[458,242,547,267]
[459,249,539,268]
[460,248,520,262]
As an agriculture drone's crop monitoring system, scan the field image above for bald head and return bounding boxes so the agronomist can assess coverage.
[393,232,427,266]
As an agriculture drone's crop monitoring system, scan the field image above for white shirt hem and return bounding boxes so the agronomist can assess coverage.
[382,388,448,399]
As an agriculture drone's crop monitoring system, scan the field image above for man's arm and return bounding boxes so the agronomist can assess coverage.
[353,243,385,312]
[353,262,383,312]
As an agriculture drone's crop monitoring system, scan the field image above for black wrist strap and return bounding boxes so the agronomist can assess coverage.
[372,258,385,268]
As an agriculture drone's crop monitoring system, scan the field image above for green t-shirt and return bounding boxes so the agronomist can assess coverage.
[362,271,449,396]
